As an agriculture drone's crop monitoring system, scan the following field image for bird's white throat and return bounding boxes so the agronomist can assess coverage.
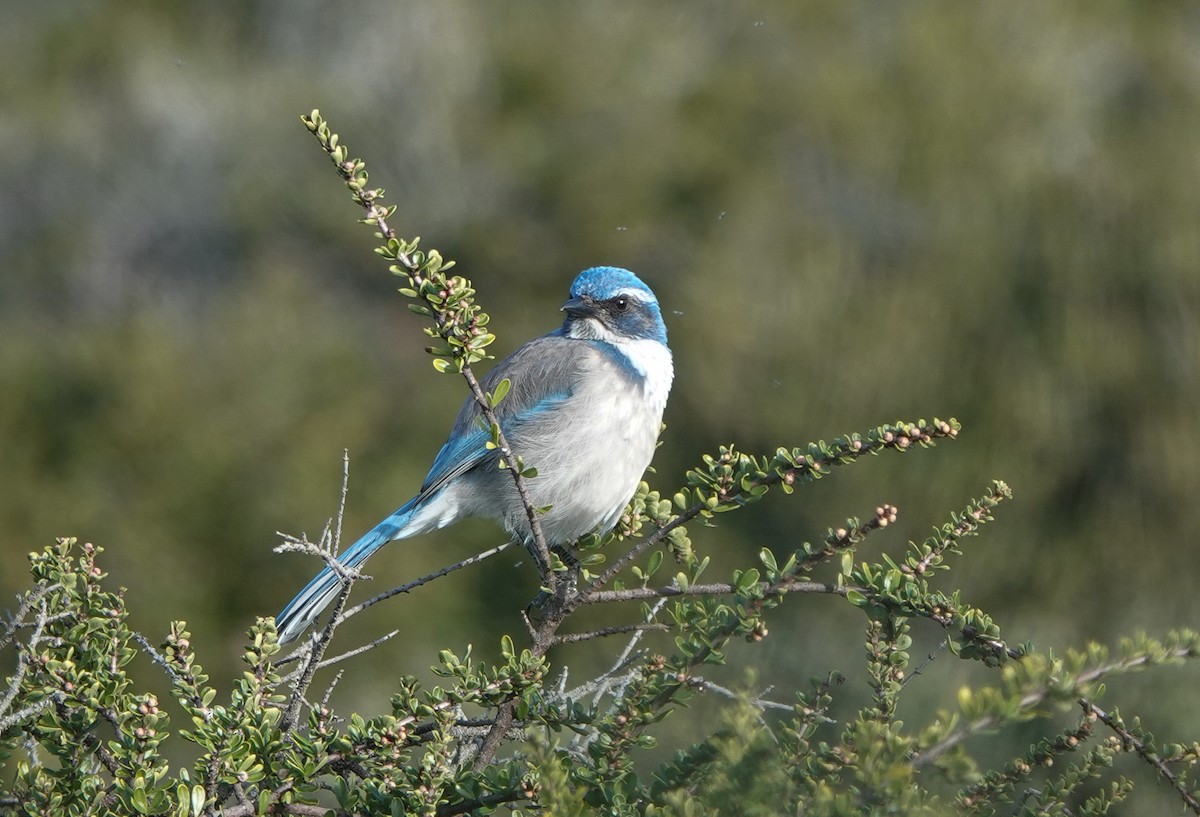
[566,317,673,412]
[612,337,673,413]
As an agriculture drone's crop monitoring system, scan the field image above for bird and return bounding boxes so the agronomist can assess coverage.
[275,266,673,643]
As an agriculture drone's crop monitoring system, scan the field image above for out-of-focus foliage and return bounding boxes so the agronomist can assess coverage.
[2,1,1199,808]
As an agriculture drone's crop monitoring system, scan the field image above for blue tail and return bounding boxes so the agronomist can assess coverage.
[275,497,420,643]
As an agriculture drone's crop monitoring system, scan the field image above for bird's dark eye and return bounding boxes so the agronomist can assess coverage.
[613,297,629,312]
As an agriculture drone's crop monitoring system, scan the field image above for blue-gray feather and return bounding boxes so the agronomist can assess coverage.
[275,267,672,643]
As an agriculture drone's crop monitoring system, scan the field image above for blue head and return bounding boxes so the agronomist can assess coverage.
[561,266,668,346]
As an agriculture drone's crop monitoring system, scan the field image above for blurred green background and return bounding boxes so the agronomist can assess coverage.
[3,0,1199,800]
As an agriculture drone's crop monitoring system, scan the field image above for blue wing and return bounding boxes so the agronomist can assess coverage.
[275,332,614,643]
[415,332,584,499]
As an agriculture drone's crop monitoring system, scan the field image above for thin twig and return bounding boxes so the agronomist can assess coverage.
[1081,698,1200,814]
[0,581,57,650]
[132,631,181,685]
[587,598,668,707]
[334,450,349,554]
[460,367,555,586]
[275,541,514,669]
[282,630,401,684]
[0,598,52,722]
[274,532,367,586]
[561,603,667,755]
[279,456,358,736]
[914,647,1200,767]
[337,540,516,627]
[280,570,353,735]
[319,670,346,714]
[551,622,670,646]
[580,580,841,605]
[688,678,795,713]
[577,504,705,606]
[900,638,948,690]
[0,695,58,734]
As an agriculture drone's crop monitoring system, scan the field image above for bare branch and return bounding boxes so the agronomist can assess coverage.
[689,677,796,713]
[551,622,670,646]
[0,598,52,723]
[0,581,58,650]
[338,540,515,627]
[0,694,58,734]
[275,540,516,671]
[279,455,358,736]
[282,630,400,684]
[580,580,841,605]
[584,598,668,707]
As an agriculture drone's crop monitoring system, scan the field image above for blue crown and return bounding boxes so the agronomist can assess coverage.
[569,266,658,303]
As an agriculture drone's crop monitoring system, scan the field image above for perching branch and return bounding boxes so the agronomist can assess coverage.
[300,110,555,589]
[579,579,841,605]
[549,622,671,646]
[336,540,516,629]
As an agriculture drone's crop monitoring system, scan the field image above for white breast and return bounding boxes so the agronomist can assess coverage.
[503,339,672,543]
[611,337,674,414]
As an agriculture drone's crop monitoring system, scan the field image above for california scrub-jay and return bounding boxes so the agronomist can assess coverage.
[276,266,673,643]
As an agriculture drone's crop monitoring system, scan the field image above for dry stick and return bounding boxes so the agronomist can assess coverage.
[551,622,671,646]
[690,677,795,713]
[0,580,57,650]
[280,570,354,735]
[274,540,514,670]
[282,630,400,684]
[564,600,669,755]
[337,540,516,627]
[580,580,842,605]
[279,455,358,736]
[585,598,668,707]
[0,598,52,726]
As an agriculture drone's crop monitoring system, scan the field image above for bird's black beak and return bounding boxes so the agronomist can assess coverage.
[561,296,599,318]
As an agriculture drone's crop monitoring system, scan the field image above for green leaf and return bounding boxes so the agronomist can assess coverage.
[647,550,664,577]
[490,378,512,407]
[760,548,778,573]
[735,568,761,592]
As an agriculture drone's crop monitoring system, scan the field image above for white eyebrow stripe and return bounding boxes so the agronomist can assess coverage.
[612,287,655,304]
